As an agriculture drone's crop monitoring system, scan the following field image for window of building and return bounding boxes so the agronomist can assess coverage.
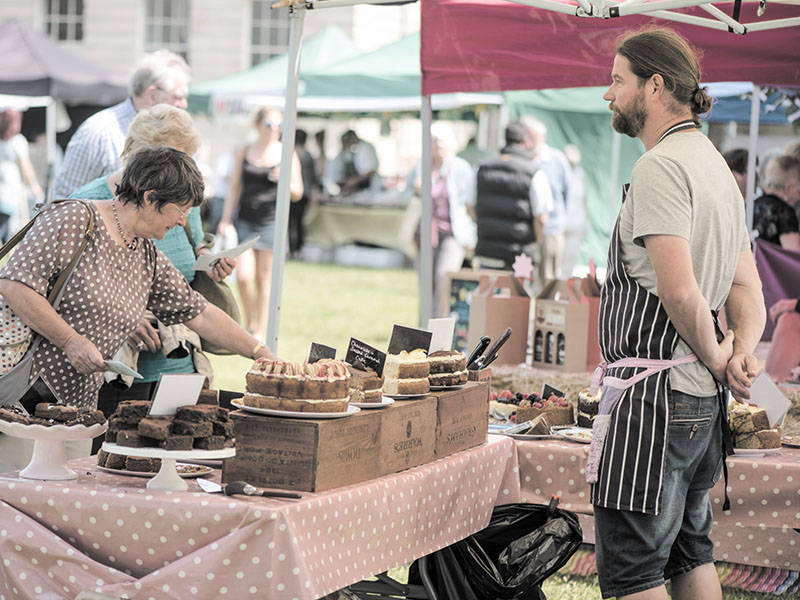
[145,0,190,60]
[44,0,84,42]
[251,1,290,65]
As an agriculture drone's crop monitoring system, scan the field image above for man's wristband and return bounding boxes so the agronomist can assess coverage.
[251,342,266,359]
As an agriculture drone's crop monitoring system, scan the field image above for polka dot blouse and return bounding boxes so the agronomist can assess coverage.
[0,201,208,409]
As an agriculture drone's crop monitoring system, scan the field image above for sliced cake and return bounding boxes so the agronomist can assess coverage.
[383,349,430,396]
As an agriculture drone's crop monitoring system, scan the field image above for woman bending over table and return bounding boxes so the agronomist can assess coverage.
[0,146,276,471]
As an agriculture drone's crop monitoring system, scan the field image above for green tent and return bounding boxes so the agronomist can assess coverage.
[187,25,359,114]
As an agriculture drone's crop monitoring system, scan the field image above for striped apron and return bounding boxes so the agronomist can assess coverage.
[587,120,732,516]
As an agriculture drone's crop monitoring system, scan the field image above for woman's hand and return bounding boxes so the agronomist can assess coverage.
[769,298,797,324]
[128,320,161,353]
[63,334,106,374]
[209,257,235,282]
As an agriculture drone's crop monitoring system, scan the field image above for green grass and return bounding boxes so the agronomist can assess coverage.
[208,260,418,391]
[209,261,786,600]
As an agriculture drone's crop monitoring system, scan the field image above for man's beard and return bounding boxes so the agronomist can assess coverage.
[611,93,647,138]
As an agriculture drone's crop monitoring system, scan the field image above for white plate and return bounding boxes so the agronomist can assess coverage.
[0,419,108,441]
[430,384,466,391]
[351,396,394,409]
[98,463,213,478]
[384,393,428,400]
[554,427,593,444]
[733,447,781,457]
[506,433,560,441]
[231,401,360,419]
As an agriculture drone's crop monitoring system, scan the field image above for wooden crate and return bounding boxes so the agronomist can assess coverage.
[378,396,437,474]
[434,381,489,459]
[224,409,381,492]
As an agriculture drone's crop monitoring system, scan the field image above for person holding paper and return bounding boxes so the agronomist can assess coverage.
[217,106,304,340]
[68,104,235,426]
[0,147,277,470]
[591,29,765,600]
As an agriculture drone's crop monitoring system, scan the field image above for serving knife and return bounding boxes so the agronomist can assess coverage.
[470,327,512,370]
[466,336,491,370]
[197,478,301,499]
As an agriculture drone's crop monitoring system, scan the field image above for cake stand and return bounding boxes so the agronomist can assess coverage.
[0,420,108,481]
[101,442,235,491]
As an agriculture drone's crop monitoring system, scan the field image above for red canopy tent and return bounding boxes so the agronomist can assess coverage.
[421,0,800,94]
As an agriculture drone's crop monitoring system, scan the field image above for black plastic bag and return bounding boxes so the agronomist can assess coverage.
[410,498,582,599]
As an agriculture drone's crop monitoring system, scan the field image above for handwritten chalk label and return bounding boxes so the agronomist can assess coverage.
[541,383,565,399]
[346,338,387,377]
[387,324,432,355]
[308,342,336,363]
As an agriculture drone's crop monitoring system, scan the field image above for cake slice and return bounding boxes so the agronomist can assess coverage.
[348,364,384,403]
[383,349,430,396]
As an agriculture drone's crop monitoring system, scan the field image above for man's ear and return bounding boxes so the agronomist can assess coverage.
[650,74,664,95]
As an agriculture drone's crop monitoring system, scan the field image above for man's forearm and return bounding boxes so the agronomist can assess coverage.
[725,283,766,356]
[657,284,724,371]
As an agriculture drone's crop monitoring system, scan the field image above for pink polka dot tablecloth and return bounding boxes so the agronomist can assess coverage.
[0,435,520,599]
[514,439,800,572]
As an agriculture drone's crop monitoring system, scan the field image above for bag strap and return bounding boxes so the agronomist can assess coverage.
[183,223,198,258]
[0,199,96,306]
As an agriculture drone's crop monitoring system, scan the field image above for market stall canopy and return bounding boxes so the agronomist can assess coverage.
[188,25,360,114]
[0,17,127,105]
[421,0,800,95]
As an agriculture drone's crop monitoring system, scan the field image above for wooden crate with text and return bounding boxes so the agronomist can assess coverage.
[434,381,489,458]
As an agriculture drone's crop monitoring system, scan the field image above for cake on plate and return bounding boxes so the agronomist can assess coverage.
[383,349,430,396]
[348,364,384,404]
[0,404,105,427]
[577,387,601,429]
[243,358,351,412]
[428,350,468,387]
[513,392,574,427]
[729,402,780,449]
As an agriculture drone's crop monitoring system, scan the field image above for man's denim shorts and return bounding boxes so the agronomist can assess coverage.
[594,390,723,599]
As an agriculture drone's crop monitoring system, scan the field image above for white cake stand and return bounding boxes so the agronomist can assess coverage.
[0,420,108,481]
[101,442,235,491]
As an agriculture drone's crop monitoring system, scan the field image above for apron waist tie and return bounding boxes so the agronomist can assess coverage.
[589,354,699,396]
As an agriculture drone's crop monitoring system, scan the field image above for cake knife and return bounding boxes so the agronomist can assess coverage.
[471,327,512,370]
[197,478,301,499]
[466,336,491,370]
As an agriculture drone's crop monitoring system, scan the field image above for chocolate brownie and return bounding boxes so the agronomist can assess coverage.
[215,407,229,422]
[34,403,78,422]
[0,407,29,424]
[72,410,106,427]
[117,401,151,421]
[126,457,160,472]
[116,430,159,448]
[105,453,127,470]
[172,420,213,437]
[160,436,193,451]
[138,417,173,440]
[194,436,225,450]
[174,404,217,423]
[197,389,219,405]
[212,420,234,437]
[96,449,109,467]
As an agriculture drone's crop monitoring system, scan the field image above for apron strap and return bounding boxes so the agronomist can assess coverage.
[589,354,698,395]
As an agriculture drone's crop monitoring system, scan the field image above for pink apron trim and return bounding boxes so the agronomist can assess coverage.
[589,354,699,396]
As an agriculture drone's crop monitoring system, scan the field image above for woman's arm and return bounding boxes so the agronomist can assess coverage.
[218,146,246,232]
[0,279,106,373]
[289,151,304,201]
[184,303,277,361]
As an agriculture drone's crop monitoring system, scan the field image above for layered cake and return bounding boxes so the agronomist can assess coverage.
[729,403,780,449]
[428,350,468,387]
[243,358,350,412]
[577,387,601,429]
[348,364,384,404]
[383,349,430,396]
[104,398,234,451]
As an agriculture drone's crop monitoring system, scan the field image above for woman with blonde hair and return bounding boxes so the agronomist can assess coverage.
[218,106,303,339]
[69,104,238,435]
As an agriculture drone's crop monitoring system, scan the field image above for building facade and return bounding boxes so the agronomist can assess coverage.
[0,0,420,84]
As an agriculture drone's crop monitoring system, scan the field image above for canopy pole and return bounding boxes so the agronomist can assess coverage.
[745,84,760,233]
[419,95,433,326]
[266,5,306,353]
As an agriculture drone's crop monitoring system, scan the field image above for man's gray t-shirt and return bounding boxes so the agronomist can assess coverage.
[618,130,751,396]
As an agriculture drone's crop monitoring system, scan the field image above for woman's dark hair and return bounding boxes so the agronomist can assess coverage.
[617,28,713,124]
[723,148,753,175]
[116,146,204,210]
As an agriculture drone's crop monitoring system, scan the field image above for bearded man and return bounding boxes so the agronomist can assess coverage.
[590,28,765,600]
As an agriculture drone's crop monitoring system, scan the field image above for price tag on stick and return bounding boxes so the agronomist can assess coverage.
[345,338,387,377]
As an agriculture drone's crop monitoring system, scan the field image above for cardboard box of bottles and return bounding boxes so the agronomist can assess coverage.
[223,396,436,493]
[467,274,530,366]
[433,381,489,459]
[531,279,589,372]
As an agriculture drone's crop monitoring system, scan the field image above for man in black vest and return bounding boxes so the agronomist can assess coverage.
[471,121,553,269]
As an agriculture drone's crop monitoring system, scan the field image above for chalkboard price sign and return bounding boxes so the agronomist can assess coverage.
[345,338,387,376]
[308,342,336,363]
[387,324,432,355]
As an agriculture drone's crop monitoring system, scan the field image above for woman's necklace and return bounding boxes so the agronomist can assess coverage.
[111,197,137,251]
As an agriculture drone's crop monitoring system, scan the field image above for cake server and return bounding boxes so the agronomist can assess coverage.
[466,336,491,370]
[197,478,301,499]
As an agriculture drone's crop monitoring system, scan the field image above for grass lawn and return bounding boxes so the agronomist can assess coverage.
[209,260,782,600]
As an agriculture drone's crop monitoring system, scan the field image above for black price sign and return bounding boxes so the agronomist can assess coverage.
[308,342,336,363]
[387,324,432,355]
[541,383,565,399]
[345,338,387,376]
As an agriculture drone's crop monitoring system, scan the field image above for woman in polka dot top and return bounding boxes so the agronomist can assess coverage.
[0,147,276,420]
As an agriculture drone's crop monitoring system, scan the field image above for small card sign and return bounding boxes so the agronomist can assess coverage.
[148,373,207,416]
[748,372,791,427]
[427,317,456,353]
[541,383,565,399]
[387,324,432,355]
[308,342,336,363]
[345,338,387,377]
